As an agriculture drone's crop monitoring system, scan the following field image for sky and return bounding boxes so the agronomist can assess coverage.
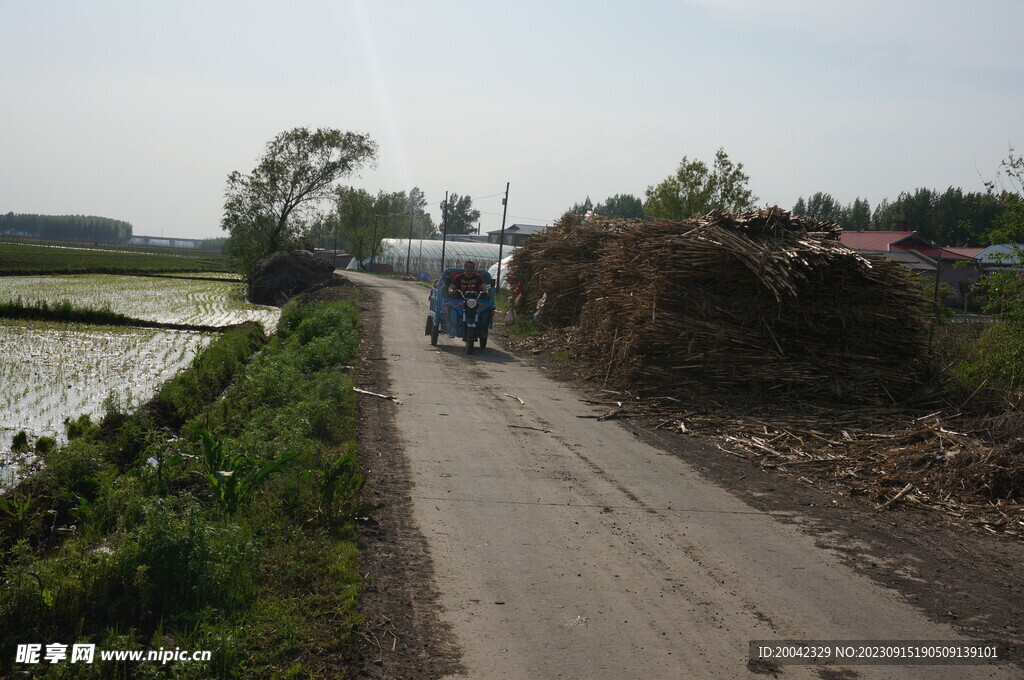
[1,0,1022,239]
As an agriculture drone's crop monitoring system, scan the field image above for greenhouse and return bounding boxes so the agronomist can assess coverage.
[347,238,518,281]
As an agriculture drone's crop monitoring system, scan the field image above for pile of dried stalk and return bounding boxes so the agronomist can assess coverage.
[508,207,931,403]
[597,397,1023,536]
[506,208,1023,534]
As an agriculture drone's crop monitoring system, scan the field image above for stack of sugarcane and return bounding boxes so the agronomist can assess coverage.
[506,213,628,326]
[508,207,932,402]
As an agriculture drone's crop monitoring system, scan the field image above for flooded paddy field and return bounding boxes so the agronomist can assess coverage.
[0,319,211,484]
[0,273,278,330]
[0,271,277,484]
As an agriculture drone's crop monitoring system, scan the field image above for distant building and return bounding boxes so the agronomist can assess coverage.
[839,229,980,290]
[487,223,547,247]
[970,244,1024,270]
[129,235,207,249]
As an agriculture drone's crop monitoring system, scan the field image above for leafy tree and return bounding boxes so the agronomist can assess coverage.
[329,187,376,265]
[643,148,756,220]
[221,127,377,273]
[439,192,480,235]
[792,197,807,217]
[844,197,872,230]
[405,186,438,239]
[802,192,843,223]
[568,196,594,216]
[594,194,644,218]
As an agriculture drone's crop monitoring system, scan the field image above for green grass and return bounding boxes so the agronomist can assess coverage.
[0,242,229,275]
[507,315,540,338]
[0,297,134,325]
[0,300,366,678]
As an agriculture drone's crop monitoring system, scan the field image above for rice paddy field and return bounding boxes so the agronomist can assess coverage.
[0,274,279,330]
[0,272,280,484]
[0,320,212,483]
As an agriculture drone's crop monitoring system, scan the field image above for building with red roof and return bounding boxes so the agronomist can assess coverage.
[839,227,980,293]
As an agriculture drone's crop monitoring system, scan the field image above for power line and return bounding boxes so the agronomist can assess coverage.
[479,210,554,223]
[470,191,507,201]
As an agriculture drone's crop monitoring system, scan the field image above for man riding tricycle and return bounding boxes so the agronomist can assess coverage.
[424,260,495,354]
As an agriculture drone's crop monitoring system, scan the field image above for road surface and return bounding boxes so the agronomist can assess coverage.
[344,271,1015,680]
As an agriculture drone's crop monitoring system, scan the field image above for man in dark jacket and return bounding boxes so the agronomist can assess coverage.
[449,260,487,297]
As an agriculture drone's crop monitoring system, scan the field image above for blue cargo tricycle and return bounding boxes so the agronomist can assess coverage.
[424,268,495,354]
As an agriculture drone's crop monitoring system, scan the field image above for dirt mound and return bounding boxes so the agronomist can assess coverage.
[247,250,335,305]
[508,207,931,403]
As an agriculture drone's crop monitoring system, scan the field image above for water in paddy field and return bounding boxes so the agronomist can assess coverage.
[0,273,280,332]
[0,320,214,484]
[0,272,278,487]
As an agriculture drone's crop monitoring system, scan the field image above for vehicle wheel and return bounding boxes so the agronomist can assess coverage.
[479,335,487,349]
[425,315,433,336]
[430,321,439,346]
[466,332,475,355]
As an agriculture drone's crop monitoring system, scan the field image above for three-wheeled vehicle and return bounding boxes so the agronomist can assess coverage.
[424,268,495,354]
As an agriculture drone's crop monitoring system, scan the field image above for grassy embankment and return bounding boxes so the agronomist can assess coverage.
[0,295,368,678]
[0,241,229,275]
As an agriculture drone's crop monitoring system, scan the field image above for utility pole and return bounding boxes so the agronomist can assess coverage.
[369,214,380,272]
[441,191,449,272]
[405,201,414,277]
[333,219,339,270]
[495,182,510,290]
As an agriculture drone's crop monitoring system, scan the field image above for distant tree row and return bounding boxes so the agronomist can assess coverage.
[567,194,645,219]
[566,147,757,222]
[792,188,1011,246]
[0,212,133,243]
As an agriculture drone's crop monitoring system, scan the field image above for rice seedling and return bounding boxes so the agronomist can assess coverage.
[0,319,212,457]
[0,274,280,331]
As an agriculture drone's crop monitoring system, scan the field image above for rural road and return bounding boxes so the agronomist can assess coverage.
[343,271,1015,680]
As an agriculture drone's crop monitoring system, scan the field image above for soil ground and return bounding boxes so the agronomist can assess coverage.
[352,284,464,679]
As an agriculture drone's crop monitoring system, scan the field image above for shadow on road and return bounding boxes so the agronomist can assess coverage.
[430,343,520,365]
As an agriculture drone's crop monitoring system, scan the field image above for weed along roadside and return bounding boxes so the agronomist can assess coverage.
[0,292,373,678]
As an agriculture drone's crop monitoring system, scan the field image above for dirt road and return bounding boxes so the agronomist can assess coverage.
[345,271,1016,680]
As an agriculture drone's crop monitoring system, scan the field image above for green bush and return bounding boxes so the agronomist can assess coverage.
[950,321,1024,408]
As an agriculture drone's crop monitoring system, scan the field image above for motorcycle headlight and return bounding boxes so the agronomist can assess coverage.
[467,298,478,309]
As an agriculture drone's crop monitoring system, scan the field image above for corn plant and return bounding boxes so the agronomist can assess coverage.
[317,442,375,529]
[0,493,41,541]
[192,428,294,515]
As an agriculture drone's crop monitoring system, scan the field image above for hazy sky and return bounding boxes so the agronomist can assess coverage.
[2,0,1022,239]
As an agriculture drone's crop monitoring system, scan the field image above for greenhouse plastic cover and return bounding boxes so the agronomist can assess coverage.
[347,239,517,279]
[488,254,516,289]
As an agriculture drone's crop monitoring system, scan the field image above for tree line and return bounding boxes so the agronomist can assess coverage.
[564,150,1018,249]
[220,127,1022,276]
[566,147,758,221]
[0,212,133,243]
[791,188,1011,246]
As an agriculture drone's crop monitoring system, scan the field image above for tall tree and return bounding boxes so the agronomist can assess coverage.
[221,127,377,273]
[803,192,843,223]
[845,197,872,230]
[792,197,807,217]
[329,186,376,265]
[594,194,644,218]
[643,148,756,220]
[439,192,480,235]
[406,186,438,239]
[568,196,594,215]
